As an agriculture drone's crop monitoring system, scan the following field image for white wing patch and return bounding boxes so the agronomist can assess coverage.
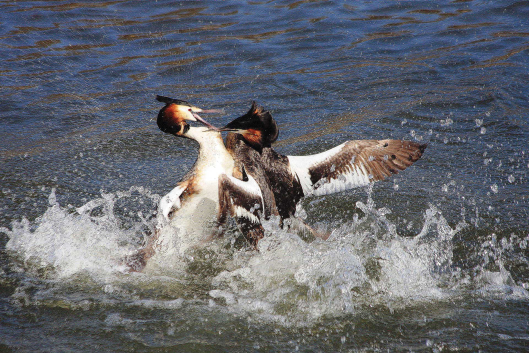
[311,163,371,196]
[218,172,266,247]
[288,143,346,195]
[219,173,264,223]
[226,174,263,199]
[159,184,186,220]
[234,205,261,224]
[226,174,263,224]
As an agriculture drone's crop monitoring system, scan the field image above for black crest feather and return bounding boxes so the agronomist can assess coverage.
[156,95,190,106]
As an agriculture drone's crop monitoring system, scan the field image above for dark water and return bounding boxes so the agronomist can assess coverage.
[1,0,528,351]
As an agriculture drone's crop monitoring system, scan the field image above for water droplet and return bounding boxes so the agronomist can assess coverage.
[508,175,515,183]
[490,184,498,193]
[480,127,487,134]
[441,118,453,126]
[475,118,483,127]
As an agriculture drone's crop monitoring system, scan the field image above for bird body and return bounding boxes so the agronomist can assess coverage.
[223,103,426,235]
[155,127,236,246]
[127,97,265,271]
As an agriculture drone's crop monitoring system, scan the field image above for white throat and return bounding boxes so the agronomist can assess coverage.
[182,126,233,170]
[183,126,224,150]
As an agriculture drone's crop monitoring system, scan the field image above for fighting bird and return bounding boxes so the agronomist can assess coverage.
[222,102,427,239]
[127,96,267,271]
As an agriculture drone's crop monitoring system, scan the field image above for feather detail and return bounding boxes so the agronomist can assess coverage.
[288,140,426,197]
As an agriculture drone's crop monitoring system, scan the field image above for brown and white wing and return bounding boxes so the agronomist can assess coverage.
[218,174,265,248]
[287,139,426,197]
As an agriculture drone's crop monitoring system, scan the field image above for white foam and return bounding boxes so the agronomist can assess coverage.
[3,187,528,327]
[207,194,528,325]
[5,188,157,278]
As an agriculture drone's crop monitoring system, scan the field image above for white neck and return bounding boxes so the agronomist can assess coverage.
[183,126,223,147]
[183,126,232,166]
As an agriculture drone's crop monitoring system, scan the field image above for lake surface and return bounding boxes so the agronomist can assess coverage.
[1,0,528,351]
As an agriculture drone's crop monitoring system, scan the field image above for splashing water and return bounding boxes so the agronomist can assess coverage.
[2,188,528,326]
[4,187,159,278]
[209,197,469,324]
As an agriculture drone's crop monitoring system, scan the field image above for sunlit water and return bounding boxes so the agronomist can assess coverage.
[1,1,528,352]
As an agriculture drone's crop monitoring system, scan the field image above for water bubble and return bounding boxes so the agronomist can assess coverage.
[475,118,483,127]
[480,127,487,134]
[508,175,515,183]
[441,118,453,127]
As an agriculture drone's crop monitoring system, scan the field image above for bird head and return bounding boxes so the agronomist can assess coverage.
[222,101,278,152]
[156,95,221,136]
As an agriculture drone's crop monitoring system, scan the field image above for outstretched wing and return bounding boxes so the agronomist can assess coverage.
[218,173,265,248]
[287,139,426,197]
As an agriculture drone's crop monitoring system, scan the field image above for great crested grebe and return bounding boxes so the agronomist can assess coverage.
[127,96,266,271]
[222,102,427,238]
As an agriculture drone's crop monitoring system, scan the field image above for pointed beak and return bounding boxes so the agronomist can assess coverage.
[192,107,225,115]
[218,127,240,132]
[219,119,246,133]
[187,105,224,131]
[190,110,221,131]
